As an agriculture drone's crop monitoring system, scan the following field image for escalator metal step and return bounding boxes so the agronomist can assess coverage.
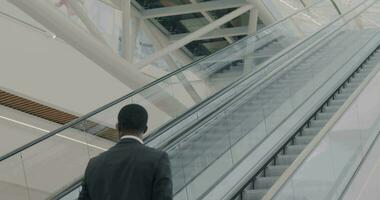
[266,165,288,177]
[302,127,320,136]
[276,154,298,165]
[243,189,268,200]
[286,144,306,155]
[295,135,315,145]
[254,176,279,189]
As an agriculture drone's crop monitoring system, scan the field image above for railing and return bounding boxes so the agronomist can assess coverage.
[0,0,346,199]
[183,1,380,198]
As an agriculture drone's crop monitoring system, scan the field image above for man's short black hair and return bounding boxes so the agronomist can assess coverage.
[117,104,148,133]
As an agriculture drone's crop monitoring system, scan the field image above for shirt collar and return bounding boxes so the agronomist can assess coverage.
[121,135,144,144]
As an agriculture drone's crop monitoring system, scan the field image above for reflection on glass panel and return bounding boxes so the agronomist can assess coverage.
[157,13,205,34]
[185,38,229,57]
[0,154,29,200]
[136,0,191,9]
[333,0,365,13]
[47,0,88,31]
[81,0,124,51]
[359,1,380,29]
[0,117,47,156]
[263,0,306,20]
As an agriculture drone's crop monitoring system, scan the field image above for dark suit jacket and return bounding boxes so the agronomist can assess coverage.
[78,138,172,200]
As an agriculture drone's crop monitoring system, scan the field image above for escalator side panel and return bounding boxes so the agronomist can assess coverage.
[201,31,380,200]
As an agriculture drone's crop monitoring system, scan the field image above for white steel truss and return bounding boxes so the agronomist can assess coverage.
[7,0,265,115]
[169,26,249,41]
[141,0,248,19]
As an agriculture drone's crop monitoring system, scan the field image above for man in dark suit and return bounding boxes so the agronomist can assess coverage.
[79,104,173,200]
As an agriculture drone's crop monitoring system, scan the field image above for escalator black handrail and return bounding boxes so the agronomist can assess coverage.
[50,0,371,198]
[0,0,331,163]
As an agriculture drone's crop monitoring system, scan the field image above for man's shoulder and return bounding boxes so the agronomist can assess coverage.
[93,144,166,160]
[87,150,107,165]
[87,143,168,167]
[140,145,167,159]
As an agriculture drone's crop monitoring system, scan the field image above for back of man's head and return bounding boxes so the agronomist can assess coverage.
[117,104,148,138]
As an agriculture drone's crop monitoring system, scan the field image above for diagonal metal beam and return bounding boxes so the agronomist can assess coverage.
[299,0,307,7]
[169,26,248,41]
[98,0,119,10]
[188,0,234,43]
[67,0,109,46]
[123,0,193,65]
[141,20,203,103]
[120,0,133,60]
[247,7,258,35]
[248,0,275,25]
[244,7,258,73]
[98,0,238,51]
[135,4,253,69]
[141,0,248,19]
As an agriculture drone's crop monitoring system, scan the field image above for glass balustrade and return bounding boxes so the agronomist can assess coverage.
[0,0,367,199]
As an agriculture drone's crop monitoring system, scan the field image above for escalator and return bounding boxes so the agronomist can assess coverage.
[256,44,380,200]
[232,45,380,200]
[168,28,380,199]
[0,1,379,200]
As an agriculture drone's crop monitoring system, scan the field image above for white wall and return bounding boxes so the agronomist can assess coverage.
[0,1,131,117]
[0,104,114,199]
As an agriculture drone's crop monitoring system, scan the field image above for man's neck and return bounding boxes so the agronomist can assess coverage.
[120,135,144,144]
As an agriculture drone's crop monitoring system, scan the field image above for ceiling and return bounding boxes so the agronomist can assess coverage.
[133,0,265,58]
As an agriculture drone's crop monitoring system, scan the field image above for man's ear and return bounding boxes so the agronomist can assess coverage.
[143,126,148,134]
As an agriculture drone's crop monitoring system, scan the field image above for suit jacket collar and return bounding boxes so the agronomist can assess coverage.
[117,138,144,146]
[120,135,144,144]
